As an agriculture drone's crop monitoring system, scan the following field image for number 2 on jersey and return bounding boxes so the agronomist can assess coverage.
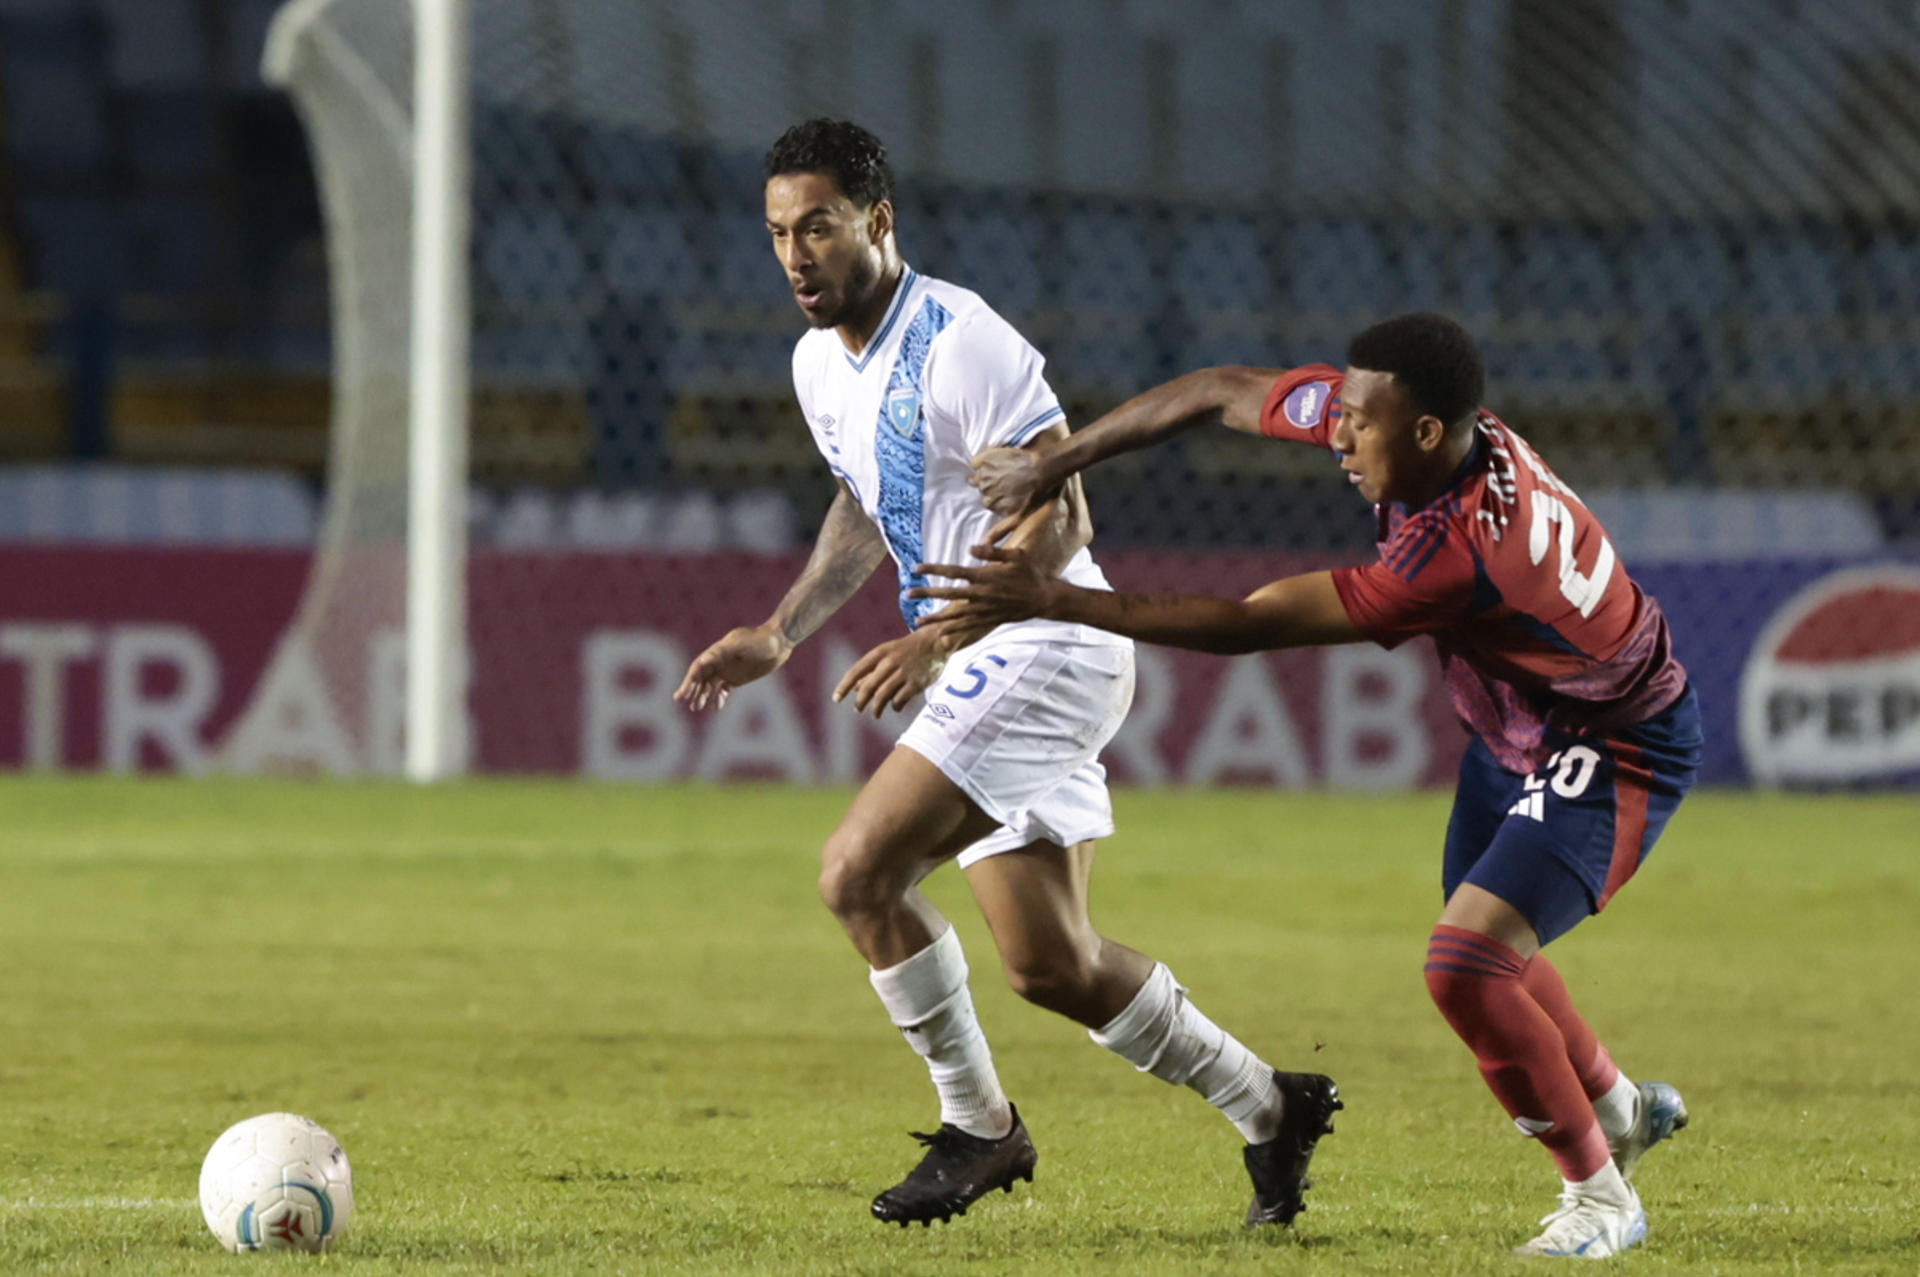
[1527,491,1616,618]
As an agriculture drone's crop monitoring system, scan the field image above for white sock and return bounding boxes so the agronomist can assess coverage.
[1566,1158,1632,1205]
[869,927,1012,1139]
[1088,962,1281,1143]
[1592,1071,1639,1141]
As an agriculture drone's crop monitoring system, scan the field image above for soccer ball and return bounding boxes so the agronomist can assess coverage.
[198,1113,355,1253]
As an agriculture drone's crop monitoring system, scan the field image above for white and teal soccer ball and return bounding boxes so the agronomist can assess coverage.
[198,1113,354,1253]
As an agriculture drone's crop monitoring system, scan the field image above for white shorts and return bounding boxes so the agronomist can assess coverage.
[896,634,1136,869]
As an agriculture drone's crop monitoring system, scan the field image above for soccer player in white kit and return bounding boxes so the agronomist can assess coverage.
[674,120,1340,1228]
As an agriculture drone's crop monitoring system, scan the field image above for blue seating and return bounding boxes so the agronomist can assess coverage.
[581,123,686,204]
[1742,227,1842,320]
[1482,332,1617,387]
[15,196,124,295]
[119,90,218,183]
[1861,229,1920,315]
[0,11,110,182]
[597,205,697,300]
[937,201,1046,315]
[1285,219,1393,317]
[1629,224,1734,321]
[1387,223,1450,313]
[124,196,220,294]
[1171,211,1270,314]
[474,106,569,202]
[476,206,586,307]
[98,0,206,90]
[1509,226,1619,316]
[1061,208,1156,313]
[705,211,787,305]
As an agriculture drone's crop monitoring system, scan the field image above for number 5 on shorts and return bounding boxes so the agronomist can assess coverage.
[944,653,1008,699]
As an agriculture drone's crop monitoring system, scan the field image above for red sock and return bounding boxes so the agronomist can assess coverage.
[1521,952,1621,1101]
[1425,926,1612,1182]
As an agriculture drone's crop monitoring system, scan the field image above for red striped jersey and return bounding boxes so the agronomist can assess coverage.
[1259,364,1688,771]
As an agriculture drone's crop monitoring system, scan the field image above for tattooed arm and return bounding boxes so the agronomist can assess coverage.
[675,479,888,710]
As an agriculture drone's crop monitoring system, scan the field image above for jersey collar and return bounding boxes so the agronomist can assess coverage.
[842,265,918,372]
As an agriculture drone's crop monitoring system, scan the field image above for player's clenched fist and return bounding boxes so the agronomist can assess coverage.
[968,445,1049,516]
[674,625,793,712]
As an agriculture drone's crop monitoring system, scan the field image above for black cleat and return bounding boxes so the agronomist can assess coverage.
[870,1106,1038,1227]
[1243,1071,1343,1228]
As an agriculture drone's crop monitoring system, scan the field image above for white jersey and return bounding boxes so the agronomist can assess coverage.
[792,266,1127,649]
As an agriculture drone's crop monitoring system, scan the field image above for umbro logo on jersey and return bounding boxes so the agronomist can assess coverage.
[1283,380,1331,429]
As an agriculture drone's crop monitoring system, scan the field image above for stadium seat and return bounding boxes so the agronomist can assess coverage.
[1862,229,1920,314]
[472,317,593,383]
[474,105,571,205]
[937,201,1047,315]
[14,197,125,296]
[706,212,788,306]
[662,382,818,492]
[692,145,768,210]
[1171,210,1271,314]
[0,235,68,460]
[470,379,593,484]
[1509,225,1620,317]
[124,196,223,295]
[1628,223,1734,322]
[1742,227,1843,320]
[97,0,205,89]
[1848,335,1920,396]
[1062,208,1157,314]
[0,10,110,183]
[1285,219,1393,320]
[118,89,219,183]
[477,206,588,308]
[583,124,686,204]
[1386,222,1449,313]
[1050,309,1159,398]
[223,0,283,89]
[598,204,698,300]
[109,366,330,472]
[1485,321,1673,487]
[1704,395,1920,495]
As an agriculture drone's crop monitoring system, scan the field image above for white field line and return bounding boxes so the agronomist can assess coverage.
[0,1197,195,1210]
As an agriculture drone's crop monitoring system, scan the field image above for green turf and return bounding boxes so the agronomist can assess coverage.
[0,778,1914,1274]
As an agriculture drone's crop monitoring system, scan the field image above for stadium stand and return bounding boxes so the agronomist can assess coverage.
[0,0,1913,552]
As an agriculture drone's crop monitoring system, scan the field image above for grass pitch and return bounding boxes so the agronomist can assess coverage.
[0,778,1914,1275]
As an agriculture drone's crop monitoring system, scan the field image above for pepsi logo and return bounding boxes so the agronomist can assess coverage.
[1738,565,1920,784]
[1283,380,1331,429]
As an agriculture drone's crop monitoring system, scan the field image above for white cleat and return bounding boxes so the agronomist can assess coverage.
[1514,1178,1648,1259]
[1610,1081,1689,1179]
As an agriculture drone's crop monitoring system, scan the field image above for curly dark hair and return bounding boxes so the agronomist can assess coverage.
[763,119,895,208]
[1346,312,1486,428]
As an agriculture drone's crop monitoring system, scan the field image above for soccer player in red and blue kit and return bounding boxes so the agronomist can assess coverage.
[913,313,1701,1259]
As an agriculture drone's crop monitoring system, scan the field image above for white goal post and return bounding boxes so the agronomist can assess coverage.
[404,0,472,782]
[237,0,470,780]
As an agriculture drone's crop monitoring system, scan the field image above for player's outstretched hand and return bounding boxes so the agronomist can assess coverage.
[674,625,792,712]
[969,446,1045,516]
[834,631,947,718]
[911,544,1056,628]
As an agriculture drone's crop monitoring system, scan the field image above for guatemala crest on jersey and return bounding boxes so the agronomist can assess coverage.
[886,388,922,438]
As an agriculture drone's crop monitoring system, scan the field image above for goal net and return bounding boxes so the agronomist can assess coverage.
[231,0,1920,787]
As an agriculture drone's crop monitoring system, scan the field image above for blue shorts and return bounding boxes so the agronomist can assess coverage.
[1441,686,1702,946]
